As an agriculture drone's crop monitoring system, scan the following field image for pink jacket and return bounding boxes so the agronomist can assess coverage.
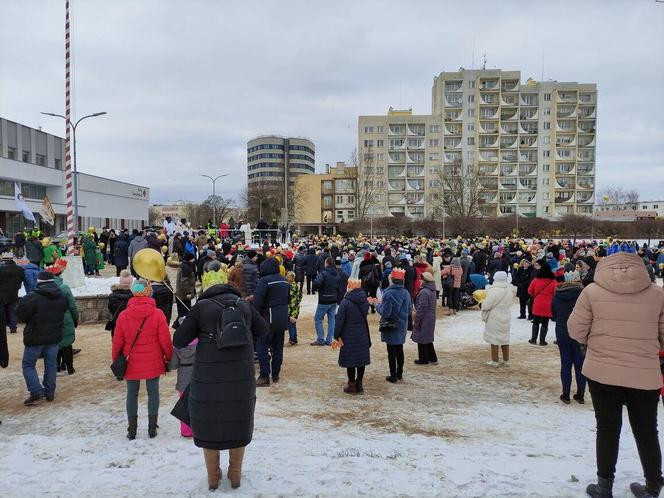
[568,253,664,390]
[441,265,463,289]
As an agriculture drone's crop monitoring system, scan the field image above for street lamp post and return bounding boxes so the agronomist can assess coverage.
[201,174,229,226]
[250,195,272,222]
[41,111,107,234]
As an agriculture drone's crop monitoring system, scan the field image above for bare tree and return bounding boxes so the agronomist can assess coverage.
[148,206,162,226]
[202,195,234,225]
[558,214,592,243]
[430,163,483,217]
[351,147,381,220]
[598,186,640,206]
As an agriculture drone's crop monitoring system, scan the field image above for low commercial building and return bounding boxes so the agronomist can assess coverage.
[595,201,664,219]
[0,117,149,236]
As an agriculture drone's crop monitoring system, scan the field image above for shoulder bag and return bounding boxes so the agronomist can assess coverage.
[110,317,148,380]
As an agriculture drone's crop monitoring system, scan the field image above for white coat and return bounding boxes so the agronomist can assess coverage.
[432,256,443,292]
[481,280,513,346]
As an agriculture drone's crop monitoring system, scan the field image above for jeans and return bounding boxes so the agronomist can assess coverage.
[126,377,160,417]
[531,316,549,343]
[386,344,404,379]
[257,330,285,379]
[1,301,18,332]
[557,341,585,396]
[22,343,59,397]
[314,303,337,345]
[84,263,95,275]
[588,379,662,483]
[288,322,298,343]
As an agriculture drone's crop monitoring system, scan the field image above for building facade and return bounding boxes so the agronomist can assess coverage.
[246,135,315,221]
[594,200,664,221]
[358,68,597,219]
[293,161,357,234]
[0,117,149,236]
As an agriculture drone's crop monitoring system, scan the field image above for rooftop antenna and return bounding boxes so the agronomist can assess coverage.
[482,52,487,70]
[471,37,475,69]
[541,49,545,80]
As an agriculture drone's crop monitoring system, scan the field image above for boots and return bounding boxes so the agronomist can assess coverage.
[343,381,357,394]
[127,416,138,440]
[203,449,222,491]
[356,378,364,394]
[529,323,539,344]
[148,414,159,438]
[228,447,245,489]
[630,479,664,497]
[586,477,614,498]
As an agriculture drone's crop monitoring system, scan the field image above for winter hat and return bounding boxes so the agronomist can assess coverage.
[45,259,67,275]
[206,249,216,258]
[461,248,469,256]
[493,271,508,283]
[421,272,434,282]
[384,261,393,269]
[131,279,152,297]
[246,250,257,259]
[202,266,228,291]
[37,271,54,283]
[347,278,362,290]
[363,252,372,261]
[118,269,133,288]
[564,271,581,282]
[390,268,406,284]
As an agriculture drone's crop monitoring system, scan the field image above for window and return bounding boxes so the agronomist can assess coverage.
[545,206,549,213]
[543,136,550,144]
[36,154,46,166]
[322,180,333,190]
[544,93,551,101]
[544,107,551,116]
[376,126,384,133]
[363,126,374,133]
[376,140,384,147]
[376,166,384,174]
[7,146,16,160]
[376,153,384,161]
[543,122,551,130]
[467,137,475,145]
[468,95,475,103]
[654,205,659,209]
[543,150,550,158]
[467,151,475,160]
[54,158,62,170]
[347,195,354,203]
[543,192,550,200]
[22,151,30,162]
[337,210,344,216]
[542,178,550,186]
[363,140,374,147]
[467,123,475,132]
[467,109,475,117]
[322,196,332,208]
[428,139,439,147]
[429,152,440,160]
[468,80,475,89]
[429,125,440,133]
[543,164,550,172]
[348,211,354,219]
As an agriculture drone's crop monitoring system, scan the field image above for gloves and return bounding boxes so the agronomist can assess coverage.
[331,338,344,351]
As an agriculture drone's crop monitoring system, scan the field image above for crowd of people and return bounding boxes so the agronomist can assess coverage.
[1,219,663,496]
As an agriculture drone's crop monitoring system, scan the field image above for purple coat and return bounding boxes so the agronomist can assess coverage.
[411,281,437,344]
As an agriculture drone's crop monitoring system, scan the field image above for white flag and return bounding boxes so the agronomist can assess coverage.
[39,195,56,226]
[14,182,36,223]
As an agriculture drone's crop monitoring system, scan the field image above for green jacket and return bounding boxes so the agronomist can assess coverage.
[288,283,302,319]
[41,244,62,267]
[82,238,97,264]
[54,276,78,348]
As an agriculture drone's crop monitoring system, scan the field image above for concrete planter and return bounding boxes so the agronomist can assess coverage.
[76,295,111,324]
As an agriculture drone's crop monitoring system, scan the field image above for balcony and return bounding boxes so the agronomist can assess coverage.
[556,105,577,118]
[480,206,498,216]
[555,206,574,216]
[388,152,405,163]
[445,124,462,135]
[519,178,538,190]
[478,164,498,175]
[500,137,517,149]
[388,179,406,191]
[407,124,426,136]
[407,139,424,150]
[407,206,425,217]
[556,134,576,147]
[556,177,575,189]
[407,152,424,164]
[445,97,463,108]
[388,139,406,150]
[479,136,499,148]
[557,92,577,103]
[578,106,596,119]
[480,121,498,133]
[520,94,538,106]
[388,125,405,135]
[578,150,595,162]
[500,192,517,203]
[388,166,406,179]
[480,192,498,203]
[577,164,594,175]
[519,151,537,162]
[480,79,499,91]
[519,136,537,147]
[444,152,462,163]
[406,179,425,191]
[501,80,519,92]
[579,93,596,104]
[501,123,518,134]
[499,206,516,215]
[444,81,462,93]
[520,123,538,134]
[518,193,537,203]
[501,95,518,105]
[501,151,518,162]
[577,177,594,189]
[407,166,425,177]
[519,164,537,176]
[479,107,499,120]
[577,135,595,147]
[556,148,575,160]
[555,192,575,203]
[556,163,576,175]
[480,150,498,161]
[557,120,576,133]
[444,112,461,122]
[500,108,518,120]
[578,120,596,133]
[479,177,498,189]
[520,109,538,120]
[500,178,518,190]
[500,164,517,176]
[389,207,406,216]
[443,138,462,149]
[577,192,594,203]
[480,93,498,105]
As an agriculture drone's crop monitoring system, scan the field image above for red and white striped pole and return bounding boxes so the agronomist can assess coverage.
[64,0,75,255]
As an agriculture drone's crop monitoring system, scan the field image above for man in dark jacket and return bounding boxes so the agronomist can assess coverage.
[252,258,290,387]
[335,257,349,305]
[0,252,25,338]
[472,248,488,276]
[311,257,341,346]
[397,255,417,299]
[113,233,129,276]
[317,245,331,274]
[14,231,26,258]
[304,247,318,295]
[293,246,307,293]
[241,250,259,298]
[25,235,43,267]
[16,272,69,405]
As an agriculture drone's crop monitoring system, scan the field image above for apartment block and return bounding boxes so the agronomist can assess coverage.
[358,68,597,219]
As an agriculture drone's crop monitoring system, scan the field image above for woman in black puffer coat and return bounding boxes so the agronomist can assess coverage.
[173,283,267,491]
[333,279,371,395]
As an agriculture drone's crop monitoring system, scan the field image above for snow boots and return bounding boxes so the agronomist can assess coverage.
[586,477,614,498]
[148,414,159,438]
[203,449,222,491]
[343,381,357,394]
[356,378,364,394]
[630,479,664,497]
[127,416,138,440]
[228,447,245,489]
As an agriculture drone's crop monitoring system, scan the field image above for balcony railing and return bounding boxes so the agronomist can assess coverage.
[500,164,517,175]
[501,152,518,162]
[519,164,537,176]
[480,79,499,90]
[501,124,518,134]
[444,82,462,93]
[501,80,519,92]
[500,138,517,148]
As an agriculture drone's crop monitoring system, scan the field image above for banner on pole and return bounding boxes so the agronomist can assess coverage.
[14,182,36,223]
[39,195,56,226]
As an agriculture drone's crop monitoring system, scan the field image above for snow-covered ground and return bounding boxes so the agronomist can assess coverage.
[1,292,661,497]
[19,276,119,298]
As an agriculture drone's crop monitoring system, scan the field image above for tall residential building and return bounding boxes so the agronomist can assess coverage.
[246,135,315,221]
[358,68,597,219]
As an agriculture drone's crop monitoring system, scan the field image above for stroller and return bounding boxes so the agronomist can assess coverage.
[459,281,479,309]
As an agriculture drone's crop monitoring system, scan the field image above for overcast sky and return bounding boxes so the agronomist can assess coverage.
[1,1,663,204]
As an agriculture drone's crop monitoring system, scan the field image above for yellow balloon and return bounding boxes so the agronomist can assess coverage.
[98,242,105,251]
[473,289,487,303]
[87,226,96,234]
[132,248,166,282]
[160,245,168,254]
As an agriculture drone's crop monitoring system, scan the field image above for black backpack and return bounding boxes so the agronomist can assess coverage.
[210,299,250,350]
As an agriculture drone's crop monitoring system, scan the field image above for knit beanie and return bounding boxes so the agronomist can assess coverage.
[131,279,152,297]
[493,271,508,282]
[118,269,133,288]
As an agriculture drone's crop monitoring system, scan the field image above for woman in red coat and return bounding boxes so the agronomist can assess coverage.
[527,259,556,346]
[112,279,173,440]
